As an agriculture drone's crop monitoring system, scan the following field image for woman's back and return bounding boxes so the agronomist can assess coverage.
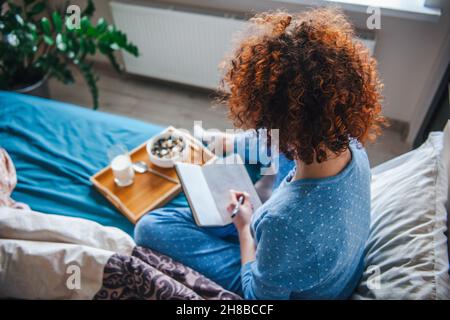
[242,143,371,299]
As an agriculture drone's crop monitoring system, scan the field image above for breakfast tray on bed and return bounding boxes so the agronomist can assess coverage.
[90,126,217,224]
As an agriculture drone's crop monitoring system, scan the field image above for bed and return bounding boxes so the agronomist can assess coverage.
[0,91,449,299]
[0,91,192,236]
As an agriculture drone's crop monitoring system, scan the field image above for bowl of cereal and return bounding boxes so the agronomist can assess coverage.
[146,132,188,168]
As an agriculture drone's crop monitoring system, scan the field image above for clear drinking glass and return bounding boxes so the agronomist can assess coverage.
[108,144,134,187]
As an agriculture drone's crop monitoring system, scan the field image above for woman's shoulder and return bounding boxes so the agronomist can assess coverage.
[349,140,370,169]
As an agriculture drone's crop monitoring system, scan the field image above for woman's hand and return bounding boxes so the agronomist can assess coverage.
[227,189,254,233]
[227,189,256,266]
[194,124,235,156]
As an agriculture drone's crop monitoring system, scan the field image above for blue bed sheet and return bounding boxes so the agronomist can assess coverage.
[0,91,190,236]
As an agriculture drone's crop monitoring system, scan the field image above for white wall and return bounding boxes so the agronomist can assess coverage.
[55,0,450,144]
[375,9,450,143]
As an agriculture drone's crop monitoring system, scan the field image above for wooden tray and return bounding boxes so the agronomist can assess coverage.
[91,126,217,223]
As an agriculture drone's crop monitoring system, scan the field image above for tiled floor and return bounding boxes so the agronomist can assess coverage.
[49,66,411,167]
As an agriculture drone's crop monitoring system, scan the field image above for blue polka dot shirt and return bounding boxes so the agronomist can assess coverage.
[241,143,371,299]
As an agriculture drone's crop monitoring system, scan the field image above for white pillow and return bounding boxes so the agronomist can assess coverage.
[352,132,450,300]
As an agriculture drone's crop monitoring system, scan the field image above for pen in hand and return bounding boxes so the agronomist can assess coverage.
[231,195,245,219]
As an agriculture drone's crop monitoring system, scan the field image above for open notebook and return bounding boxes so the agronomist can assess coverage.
[175,155,262,226]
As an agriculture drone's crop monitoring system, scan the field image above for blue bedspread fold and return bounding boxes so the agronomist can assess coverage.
[0,91,189,235]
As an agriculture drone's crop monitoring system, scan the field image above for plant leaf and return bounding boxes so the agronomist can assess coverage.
[40,17,51,35]
[52,11,62,33]
[79,17,98,37]
[106,51,122,73]
[86,39,96,54]
[82,0,95,18]
[125,43,139,57]
[28,2,46,17]
[78,62,99,110]
[27,22,37,32]
[43,35,54,45]
[45,57,74,84]
[96,18,107,34]
[55,33,67,51]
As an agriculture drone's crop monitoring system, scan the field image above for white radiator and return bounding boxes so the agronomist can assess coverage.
[111,1,376,90]
[111,2,245,89]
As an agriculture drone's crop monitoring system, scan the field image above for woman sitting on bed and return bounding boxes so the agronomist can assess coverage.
[135,8,385,299]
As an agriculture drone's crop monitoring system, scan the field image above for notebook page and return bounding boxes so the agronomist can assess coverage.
[175,162,224,226]
[202,155,262,224]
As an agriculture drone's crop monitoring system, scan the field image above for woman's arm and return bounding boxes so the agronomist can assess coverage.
[195,125,272,167]
[227,193,296,300]
[227,190,256,265]
[238,225,256,265]
[228,191,317,300]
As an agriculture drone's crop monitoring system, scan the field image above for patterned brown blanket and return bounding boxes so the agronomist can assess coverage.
[94,246,241,300]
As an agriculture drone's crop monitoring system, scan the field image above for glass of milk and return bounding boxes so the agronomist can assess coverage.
[108,144,135,187]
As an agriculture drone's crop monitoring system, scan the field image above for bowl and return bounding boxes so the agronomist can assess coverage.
[146,132,188,168]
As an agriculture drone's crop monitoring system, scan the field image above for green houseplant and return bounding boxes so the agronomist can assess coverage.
[0,0,138,109]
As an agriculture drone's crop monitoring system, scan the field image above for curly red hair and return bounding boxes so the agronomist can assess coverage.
[218,8,386,164]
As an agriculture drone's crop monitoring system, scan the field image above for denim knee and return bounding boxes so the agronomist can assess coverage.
[134,212,166,247]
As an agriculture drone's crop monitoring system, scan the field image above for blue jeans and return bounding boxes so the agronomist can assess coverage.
[135,207,243,294]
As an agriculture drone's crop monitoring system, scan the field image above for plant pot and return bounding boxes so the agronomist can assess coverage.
[14,74,50,99]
